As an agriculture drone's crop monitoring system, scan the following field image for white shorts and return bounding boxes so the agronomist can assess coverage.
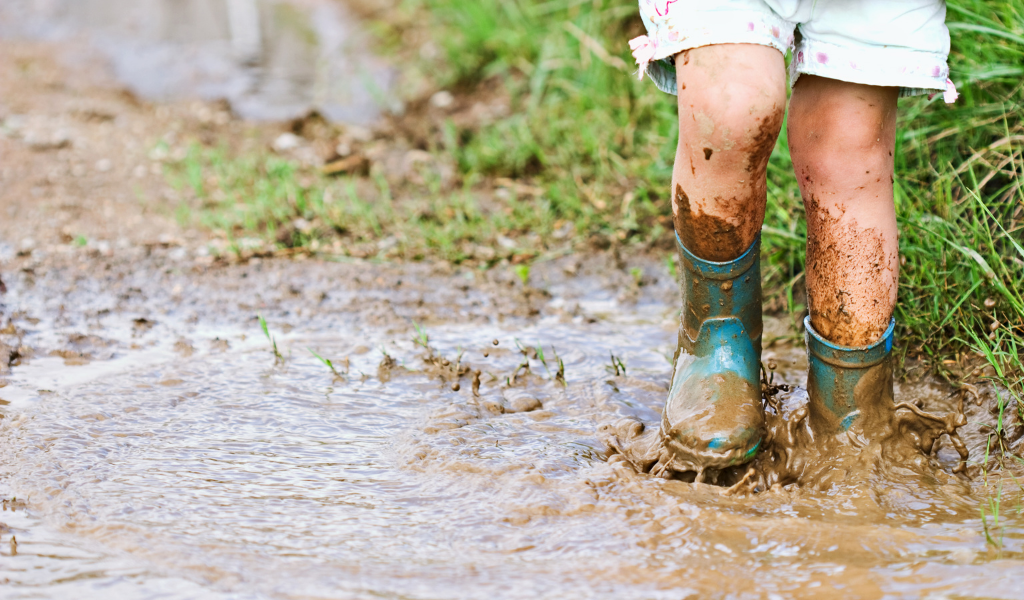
[630,0,956,102]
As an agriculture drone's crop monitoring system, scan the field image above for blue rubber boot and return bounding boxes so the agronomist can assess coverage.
[660,233,764,472]
[804,317,897,438]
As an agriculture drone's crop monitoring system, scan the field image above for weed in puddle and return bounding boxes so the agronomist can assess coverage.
[606,352,626,377]
[308,348,346,380]
[412,321,430,349]
[258,314,282,362]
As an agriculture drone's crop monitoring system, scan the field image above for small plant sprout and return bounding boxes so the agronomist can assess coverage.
[308,348,344,379]
[630,267,643,286]
[605,352,626,377]
[412,321,430,349]
[981,480,1005,550]
[258,314,282,361]
[514,263,530,286]
[536,342,549,374]
[552,346,566,386]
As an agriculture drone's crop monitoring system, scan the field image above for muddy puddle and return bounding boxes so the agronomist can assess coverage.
[0,0,395,123]
[0,252,1022,599]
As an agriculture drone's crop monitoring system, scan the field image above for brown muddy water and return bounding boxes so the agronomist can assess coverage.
[0,0,396,123]
[0,250,1022,599]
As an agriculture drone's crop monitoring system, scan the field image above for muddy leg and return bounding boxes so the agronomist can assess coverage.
[788,76,900,347]
[672,44,786,262]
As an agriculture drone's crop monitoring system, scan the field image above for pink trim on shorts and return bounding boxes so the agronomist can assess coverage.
[630,12,794,82]
[791,38,954,101]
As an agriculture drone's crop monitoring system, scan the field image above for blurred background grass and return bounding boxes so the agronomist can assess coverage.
[174,0,1022,394]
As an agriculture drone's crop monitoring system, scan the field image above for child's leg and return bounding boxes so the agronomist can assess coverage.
[787,76,900,347]
[672,44,786,261]
[659,44,786,472]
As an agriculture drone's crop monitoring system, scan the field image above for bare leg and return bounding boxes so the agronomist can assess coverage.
[788,76,900,347]
[672,44,786,261]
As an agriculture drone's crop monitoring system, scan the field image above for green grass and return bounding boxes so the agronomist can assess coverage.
[168,0,1022,396]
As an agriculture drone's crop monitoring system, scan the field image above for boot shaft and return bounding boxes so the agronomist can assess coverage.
[804,317,896,436]
[675,232,763,356]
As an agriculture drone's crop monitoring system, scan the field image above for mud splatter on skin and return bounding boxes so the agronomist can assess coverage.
[674,185,748,262]
[703,147,713,160]
[745,105,784,175]
[804,194,896,347]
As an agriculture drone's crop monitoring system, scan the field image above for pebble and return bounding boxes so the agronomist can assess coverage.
[272,132,302,152]
[430,90,454,109]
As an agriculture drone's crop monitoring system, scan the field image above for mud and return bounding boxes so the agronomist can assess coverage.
[604,348,971,490]
[3,246,1024,599]
[674,185,747,262]
[744,103,784,176]
[804,193,897,346]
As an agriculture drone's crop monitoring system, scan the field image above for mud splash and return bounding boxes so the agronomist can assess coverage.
[0,251,1023,599]
[0,0,396,123]
[601,361,969,491]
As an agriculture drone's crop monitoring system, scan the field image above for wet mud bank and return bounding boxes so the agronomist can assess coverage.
[0,246,1023,599]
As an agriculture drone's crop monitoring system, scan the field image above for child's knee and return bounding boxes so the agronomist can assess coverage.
[679,87,785,173]
[788,80,898,176]
[791,117,894,185]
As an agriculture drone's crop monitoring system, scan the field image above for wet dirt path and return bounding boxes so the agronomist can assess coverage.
[0,248,1022,599]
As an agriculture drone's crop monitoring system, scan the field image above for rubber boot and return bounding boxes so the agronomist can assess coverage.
[660,232,764,471]
[804,316,896,439]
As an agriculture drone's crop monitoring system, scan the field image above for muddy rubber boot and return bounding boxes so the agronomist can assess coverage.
[660,233,764,472]
[804,316,896,438]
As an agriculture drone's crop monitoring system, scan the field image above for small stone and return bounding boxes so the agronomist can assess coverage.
[272,132,302,153]
[95,158,112,172]
[984,297,996,309]
[430,90,454,109]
